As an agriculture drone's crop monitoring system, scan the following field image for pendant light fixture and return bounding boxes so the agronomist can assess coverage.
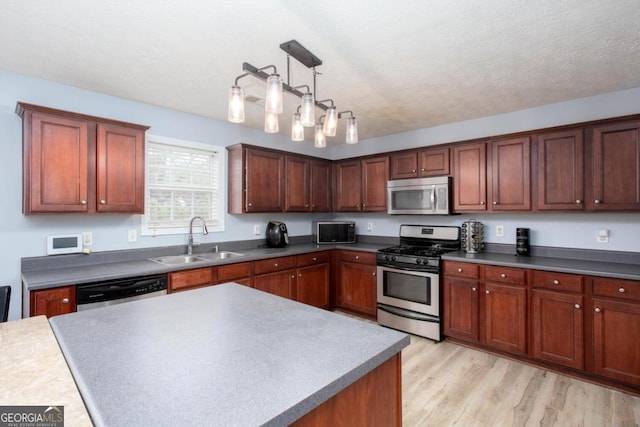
[228,40,359,147]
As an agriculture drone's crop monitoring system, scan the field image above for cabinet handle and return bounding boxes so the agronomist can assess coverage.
[305,204,309,207]
[421,168,425,172]
[492,201,498,205]
[100,199,106,205]
[575,200,582,204]
[412,169,416,173]
[619,287,626,293]
[312,257,317,261]
[472,287,477,292]
[575,304,581,309]
[553,280,560,285]
[355,256,359,260]
[362,204,366,208]
[291,275,295,279]
[595,307,601,313]
[485,290,490,295]
[500,273,506,279]
[62,298,69,304]
[594,199,601,204]
[248,202,252,207]
[480,201,485,205]
[299,274,302,277]
[457,268,463,273]
[81,200,87,205]
[274,263,278,267]
[372,272,376,276]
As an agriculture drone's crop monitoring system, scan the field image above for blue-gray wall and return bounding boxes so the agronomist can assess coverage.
[1,69,639,320]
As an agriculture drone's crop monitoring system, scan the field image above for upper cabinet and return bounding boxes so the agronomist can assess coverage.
[389,147,450,179]
[17,102,148,214]
[489,136,531,211]
[452,142,488,212]
[285,156,332,212]
[334,156,389,212]
[590,120,640,211]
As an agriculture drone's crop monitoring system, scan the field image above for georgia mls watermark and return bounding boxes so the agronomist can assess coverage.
[0,406,64,427]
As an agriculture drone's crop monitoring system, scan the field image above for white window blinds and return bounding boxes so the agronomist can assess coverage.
[145,139,222,232]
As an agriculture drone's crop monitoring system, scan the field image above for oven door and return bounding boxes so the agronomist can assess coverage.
[376,265,439,317]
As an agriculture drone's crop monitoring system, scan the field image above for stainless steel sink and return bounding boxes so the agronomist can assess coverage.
[149,252,244,266]
[196,251,245,260]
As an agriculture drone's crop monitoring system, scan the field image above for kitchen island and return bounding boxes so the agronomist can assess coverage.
[49,283,409,426]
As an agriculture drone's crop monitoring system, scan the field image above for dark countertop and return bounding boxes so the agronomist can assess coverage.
[22,242,385,291]
[49,283,410,426]
[442,251,640,281]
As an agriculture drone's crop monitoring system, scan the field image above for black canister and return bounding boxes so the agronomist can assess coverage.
[516,228,530,256]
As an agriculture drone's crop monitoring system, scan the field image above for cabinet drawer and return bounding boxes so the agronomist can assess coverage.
[443,261,479,280]
[169,267,216,291]
[338,250,376,265]
[297,251,330,267]
[532,271,583,293]
[217,262,252,282]
[484,266,525,285]
[593,277,640,302]
[253,256,297,275]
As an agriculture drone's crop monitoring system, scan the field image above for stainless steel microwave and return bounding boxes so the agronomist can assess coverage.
[387,176,452,215]
[313,221,356,244]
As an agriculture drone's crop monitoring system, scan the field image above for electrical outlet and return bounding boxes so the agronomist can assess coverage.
[367,222,373,232]
[128,229,137,243]
[253,224,261,235]
[597,229,609,243]
[496,226,504,237]
[82,232,93,246]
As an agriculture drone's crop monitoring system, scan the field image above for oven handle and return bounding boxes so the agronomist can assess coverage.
[431,184,436,213]
[376,264,439,275]
[377,303,440,322]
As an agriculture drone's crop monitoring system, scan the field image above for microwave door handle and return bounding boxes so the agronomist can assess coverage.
[431,185,436,213]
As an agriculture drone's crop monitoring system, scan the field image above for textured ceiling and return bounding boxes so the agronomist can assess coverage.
[1,0,639,145]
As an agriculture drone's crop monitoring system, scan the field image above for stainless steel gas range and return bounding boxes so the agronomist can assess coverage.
[376,224,461,341]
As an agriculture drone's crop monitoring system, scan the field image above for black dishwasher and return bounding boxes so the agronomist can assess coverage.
[76,274,167,311]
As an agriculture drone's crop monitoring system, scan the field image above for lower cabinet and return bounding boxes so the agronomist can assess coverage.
[442,272,479,342]
[253,256,297,299]
[168,267,216,293]
[296,252,330,309]
[30,286,76,318]
[337,251,377,317]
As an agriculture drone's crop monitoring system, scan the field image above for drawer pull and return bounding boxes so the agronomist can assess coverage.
[500,273,506,279]
[312,257,317,261]
[457,268,463,273]
[274,263,278,267]
[62,298,69,304]
[355,256,359,260]
[553,280,560,285]
[618,287,626,293]
[574,304,581,310]
[291,275,295,279]
[595,307,601,313]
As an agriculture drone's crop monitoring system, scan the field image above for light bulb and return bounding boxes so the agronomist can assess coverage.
[314,123,326,148]
[300,93,315,127]
[265,74,283,114]
[323,106,338,137]
[264,111,279,134]
[346,116,358,144]
[228,86,245,123]
[291,113,304,141]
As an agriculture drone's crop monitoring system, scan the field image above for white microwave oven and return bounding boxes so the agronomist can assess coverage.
[387,176,452,215]
[313,221,356,244]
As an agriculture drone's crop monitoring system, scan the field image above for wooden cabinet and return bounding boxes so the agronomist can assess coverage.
[227,145,284,213]
[591,277,640,385]
[253,256,297,299]
[389,147,450,179]
[334,156,389,212]
[489,137,531,211]
[169,267,216,293]
[443,261,479,342]
[296,252,331,309]
[536,129,585,210]
[531,271,584,369]
[30,286,75,318]
[591,120,640,211]
[337,251,377,316]
[452,142,487,211]
[285,156,332,212]
[17,103,147,214]
[217,262,252,287]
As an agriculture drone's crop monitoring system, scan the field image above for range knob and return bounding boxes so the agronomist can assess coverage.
[391,256,396,261]
[416,259,422,264]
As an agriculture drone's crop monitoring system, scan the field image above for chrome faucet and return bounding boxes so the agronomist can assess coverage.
[187,216,208,255]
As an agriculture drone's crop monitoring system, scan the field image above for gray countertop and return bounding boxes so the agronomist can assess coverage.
[49,283,410,426]
[442,251,640,281]
[22,242,384,291]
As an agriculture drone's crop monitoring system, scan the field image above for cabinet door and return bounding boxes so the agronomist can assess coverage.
[245,148,284,212]
[490,137,531,211]
[96,123,145,213]
[285,155,310,212]
[310,160,332,212]
[30,286,76,318]
[452,142,487,211]
[296,264,330,309]
[592,121,640,210]
[390,152,418,179]
[361,156,389,211]
[334,160,362,211]
[532,289,584,369]
[483,282,527,355]
[593,297,640,385]
[254,270,296,299]
[338,262,377,316]
[443,277,479,342]
[419,147,450,177]
[25,113,90,213]
[536,129,584,210]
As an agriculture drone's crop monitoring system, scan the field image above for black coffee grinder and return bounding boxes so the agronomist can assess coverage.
[516,228,530,256]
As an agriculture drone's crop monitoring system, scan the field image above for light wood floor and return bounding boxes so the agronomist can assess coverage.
[401,335,640,427]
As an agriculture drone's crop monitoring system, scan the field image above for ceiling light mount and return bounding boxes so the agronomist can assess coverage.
[228,39,358,146]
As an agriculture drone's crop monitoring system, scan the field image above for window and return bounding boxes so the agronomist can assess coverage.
[142,135,224,235]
